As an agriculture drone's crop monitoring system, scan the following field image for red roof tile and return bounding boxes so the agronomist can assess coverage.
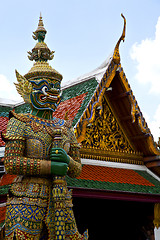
[53,93,87,120]
[77,165,155,186]
[0,174,17,186]
[0,206,6,224]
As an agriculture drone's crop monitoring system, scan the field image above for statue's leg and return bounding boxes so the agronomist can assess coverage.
[64,189,88,240]
[6,229,41,240]
[5,197,48,240]
[6,223,48,240]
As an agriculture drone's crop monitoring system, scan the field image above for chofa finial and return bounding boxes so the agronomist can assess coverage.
[120,13,126,42]
[113,13,126,64]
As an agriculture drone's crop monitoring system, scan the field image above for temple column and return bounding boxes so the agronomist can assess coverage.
[154,203,160,240]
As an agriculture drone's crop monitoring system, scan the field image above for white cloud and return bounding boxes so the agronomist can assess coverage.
[143,105,160,142]
[130,16,160,94]
[0,74,22,101]
[130,17,160,142]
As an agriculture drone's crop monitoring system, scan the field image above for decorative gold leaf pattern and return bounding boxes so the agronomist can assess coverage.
[82,97,133,152]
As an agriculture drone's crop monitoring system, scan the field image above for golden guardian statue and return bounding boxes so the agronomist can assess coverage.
[3,14,88,240]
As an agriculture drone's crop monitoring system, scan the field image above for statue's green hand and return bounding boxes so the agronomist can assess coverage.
[51,162,68,176]
[50,148,70,164]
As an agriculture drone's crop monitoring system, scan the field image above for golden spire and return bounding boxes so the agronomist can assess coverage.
[32,13,47,41]
[28,14,55,62]
[113,14,126,64]
[25,15,62,82]
[35,13,47,34]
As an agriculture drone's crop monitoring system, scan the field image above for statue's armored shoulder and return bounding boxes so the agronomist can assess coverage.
[2,111,27,142]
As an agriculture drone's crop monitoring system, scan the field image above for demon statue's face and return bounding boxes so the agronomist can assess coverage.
[30,78,61,112]
[37,31,46,42]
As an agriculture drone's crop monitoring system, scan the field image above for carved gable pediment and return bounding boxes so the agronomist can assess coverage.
[81,96,132,151]
[80,95,143,164]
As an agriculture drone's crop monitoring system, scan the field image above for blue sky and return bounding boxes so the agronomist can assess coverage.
[1,0,160,140]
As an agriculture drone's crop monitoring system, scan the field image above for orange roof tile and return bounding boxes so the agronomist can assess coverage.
[77,165,154,186]
[53,93,87,120]
[0,206,6,224]
[0,174,17,186]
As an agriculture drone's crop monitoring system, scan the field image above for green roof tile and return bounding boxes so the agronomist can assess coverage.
[66,177,160,195]
[0,106,11,117]
[0,221,5,228]
[66,166,160,195]
[62,78,98,126]
[0,78,98,126]
[14,103,31,114]
[0,185,10,195]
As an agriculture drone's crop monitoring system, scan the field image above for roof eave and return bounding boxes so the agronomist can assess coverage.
[68,186,160,203]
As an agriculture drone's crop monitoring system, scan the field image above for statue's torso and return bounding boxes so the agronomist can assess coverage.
[7,112,72,199]
[24,123,53,160]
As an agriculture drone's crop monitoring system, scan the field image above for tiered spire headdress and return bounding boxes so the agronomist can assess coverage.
[15,14,63,103]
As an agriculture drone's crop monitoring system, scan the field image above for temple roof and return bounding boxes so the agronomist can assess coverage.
[0,14,160,194]
[0,14,160,231]
[0,16,160,174]
[67,160,160,201]
[0,174,17,196]
[61,53,113,89]
[0,98,23,108]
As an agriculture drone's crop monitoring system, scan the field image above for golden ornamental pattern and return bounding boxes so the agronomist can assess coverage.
[82,97,133,152]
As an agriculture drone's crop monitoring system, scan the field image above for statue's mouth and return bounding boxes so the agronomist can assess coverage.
[40,93,59,102]
[39,86,60,103]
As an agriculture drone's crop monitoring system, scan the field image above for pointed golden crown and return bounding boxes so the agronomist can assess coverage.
[25,14,62,82]
[34,13,47,34]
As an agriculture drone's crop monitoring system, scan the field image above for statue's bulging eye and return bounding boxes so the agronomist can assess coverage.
[49,83,54,88]
[54,82,60,89]
[42,86,48,95]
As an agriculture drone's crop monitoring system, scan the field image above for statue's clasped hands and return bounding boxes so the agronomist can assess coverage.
[50,148,70,176]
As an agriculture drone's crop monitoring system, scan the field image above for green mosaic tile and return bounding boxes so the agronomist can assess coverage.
[135,170,160,186]
[62,78,98,101]
[66,173,160,195]
[0,185,10,195]
[0,104,31,117]
[62,78,98,126]
[0,221,5,228]
[14,103,31,114]
[0,78,98,126]
[0,107,12,117]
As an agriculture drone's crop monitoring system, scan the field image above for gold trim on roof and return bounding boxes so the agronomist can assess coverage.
[75,15,126,143]
[75,13,160,157]
[113,14,126,64]
[75,61,118,143]
[147,136,160,156]
[80,148,143,165]
[118,65,152,136]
